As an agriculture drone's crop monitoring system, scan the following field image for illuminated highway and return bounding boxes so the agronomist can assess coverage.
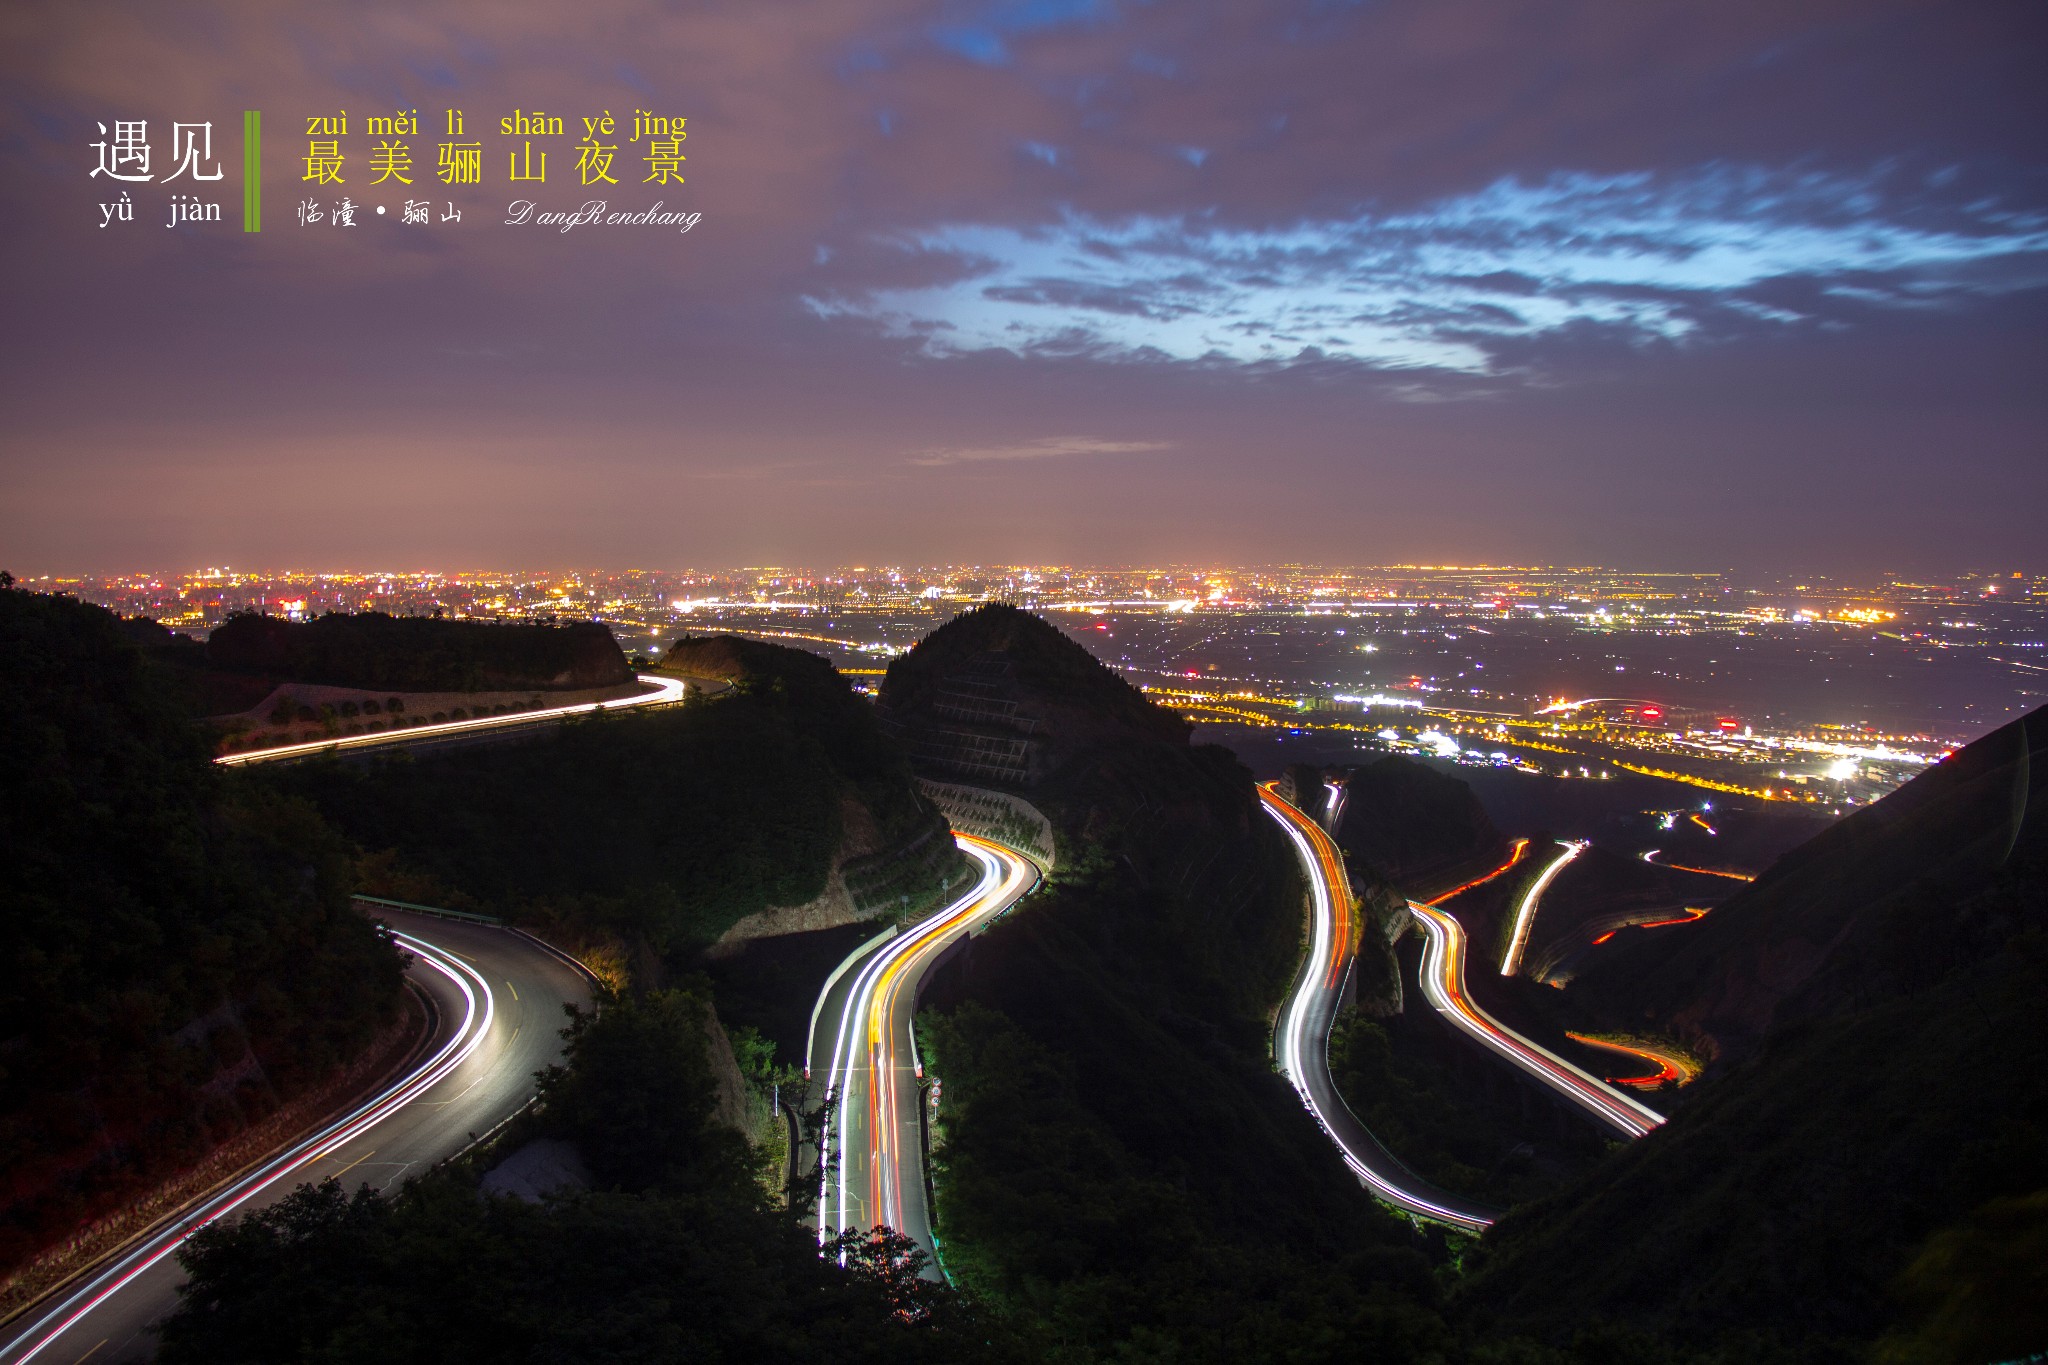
[1263,789,1498,1232]
[1410,903,1665,1139]
[1641,848,1757,882]
[214,673,690,767]
[0,911,593,1364]
[1423,838,1530,907]
[1563,1033,1695,1090]
[1500,840,1586,977]
[809,835,1039,1271]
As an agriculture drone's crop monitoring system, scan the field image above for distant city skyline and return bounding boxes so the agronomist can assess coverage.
[5,1,2044,571]
[13,559,2039,584]
[52,556,2044,760]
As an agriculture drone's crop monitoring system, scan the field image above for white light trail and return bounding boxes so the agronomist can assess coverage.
[9,930,496,1363]
[814,839,1034,1255]
[1500,840,1585,977]
[215,674,688,767]
[1411,904,1663,1139]
[1264,793,1495,1233]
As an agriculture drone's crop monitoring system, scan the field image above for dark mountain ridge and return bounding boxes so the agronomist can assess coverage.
[877,602,1188,789]
[1465,706,2048,1360]
[1332,754,1512,896]
[1566,706,2047,1066]
[0,589,404,1285]
[207,611,632,694]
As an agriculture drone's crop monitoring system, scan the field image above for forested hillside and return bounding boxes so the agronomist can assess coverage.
[876,603,1188,788]
[205,611,632,694]
[0,588,405,1282]
[1566,705,2048,1065]
[156,985,994,1363]
[1333,755,1511,895]
[1466,707,2048,1362]
[270,636,963,974]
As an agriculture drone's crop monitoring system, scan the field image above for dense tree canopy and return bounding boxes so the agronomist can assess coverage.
[268,641,962,958]
[159,990,999,1364]
[206,611,631,693]
[0,588,404,1277]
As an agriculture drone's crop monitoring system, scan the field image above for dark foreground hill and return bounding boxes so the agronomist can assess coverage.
[903,608,1462,1359]
[1465,707,2048,1362]
[206,611,632,693]
[0,588,404,1285]
[155,987,995,1363]
[1567,706,2047,1067]
[271,635,962,974]
[877,602,1188,788]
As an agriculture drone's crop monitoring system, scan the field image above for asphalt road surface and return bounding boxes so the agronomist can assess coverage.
[807,836,1038,1273]
[1264,789,1500,1232]
[1409,902,1665,1139]
[1,911,592,1364]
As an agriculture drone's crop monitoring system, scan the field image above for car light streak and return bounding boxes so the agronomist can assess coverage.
[6,932,495,1364]
[1501,840,1586,976]
[814,835,1036,1259]
[1563,1033,1691,1089]
[1641,848,1755,881]
[1584,904,1709,948]
[1410,903,1664,1138]
[1636,906,1712,930]
[804,922,898,1081]
[215,674,688,766]
[1264,788,1497,1233]
[1423,838,1530,906]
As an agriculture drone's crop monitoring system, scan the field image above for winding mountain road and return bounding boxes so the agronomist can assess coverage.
[4,682,634,1364]
[808,835,1039,1272]
[0,911,593,1364]
[1410,903,1665,1139]
[214,673,690,767]
[1263,789,1500,1232]
[1499,839,1585,977]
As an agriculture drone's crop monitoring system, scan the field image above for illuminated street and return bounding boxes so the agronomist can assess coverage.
[808,835,1038,1270]
[1265,788,1498,1232]
[1410,904,1665,1140]
[0,913,592,1365]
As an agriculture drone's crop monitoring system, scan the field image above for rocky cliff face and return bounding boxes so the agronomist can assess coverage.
[1349,880,1410,1017]
[876,603,1188,790]
[917,779,1057,866]
[663,633,966,942]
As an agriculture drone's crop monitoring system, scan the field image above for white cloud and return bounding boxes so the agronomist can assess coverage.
[906,436,1172,467]
[809,166,2048,372]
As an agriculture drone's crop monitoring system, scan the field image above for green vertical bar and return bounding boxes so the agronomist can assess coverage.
[243,111,260,232]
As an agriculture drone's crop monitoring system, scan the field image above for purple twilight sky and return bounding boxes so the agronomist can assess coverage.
[3,0,2045,574]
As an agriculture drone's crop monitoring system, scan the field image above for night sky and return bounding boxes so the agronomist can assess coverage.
[5,1,2045,573]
